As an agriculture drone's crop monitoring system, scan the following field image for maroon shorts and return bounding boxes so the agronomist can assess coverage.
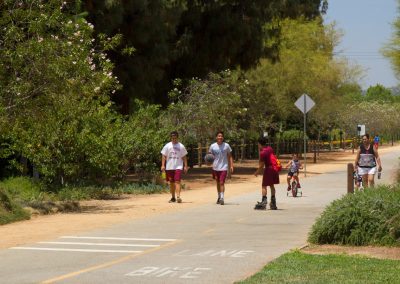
[165,169,182,182]
[212,170,228,184]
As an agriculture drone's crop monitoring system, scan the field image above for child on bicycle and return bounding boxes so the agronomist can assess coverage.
[353,170,362,190]
[284,153,302,191]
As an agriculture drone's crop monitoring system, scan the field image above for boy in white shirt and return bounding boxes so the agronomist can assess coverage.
[161,131,189,203]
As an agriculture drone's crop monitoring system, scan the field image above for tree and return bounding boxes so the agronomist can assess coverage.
[0,1,165,186]
[162,71,249,143]
[382,0,400,83]
[83,0,328,110]
[365,84,394,102]
[245,17,362,135]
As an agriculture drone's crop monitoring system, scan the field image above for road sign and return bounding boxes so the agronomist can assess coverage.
[295,94,315,114]
[294,94,315,178]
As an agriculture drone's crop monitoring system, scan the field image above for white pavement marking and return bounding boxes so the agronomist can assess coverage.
[9,247,142,253]
[61,236,177,242]
[39,242,160,247]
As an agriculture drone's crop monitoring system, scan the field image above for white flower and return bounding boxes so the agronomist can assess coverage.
[112,90,116,94]
[68,20,72,24]
[94,87,100,92]
[67,41,72,45]
[38,37,43,42]
[90,64,96,70]
[72,61,76,65]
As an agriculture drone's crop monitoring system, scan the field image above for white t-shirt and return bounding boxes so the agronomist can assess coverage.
[208,142,232,171]
[161,142,188,170]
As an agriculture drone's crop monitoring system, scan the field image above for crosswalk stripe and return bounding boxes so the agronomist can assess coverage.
[61,236,177,242]
[39,241,160,247]
[10,247,142,253]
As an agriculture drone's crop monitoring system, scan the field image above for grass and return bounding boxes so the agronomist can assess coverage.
[55,182,168,201]
[237,250,400,284]
[0,188,30,225]
[0,176,169,220]
[308,185,400,246]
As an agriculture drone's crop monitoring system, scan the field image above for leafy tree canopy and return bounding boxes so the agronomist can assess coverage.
[83,0,328,110]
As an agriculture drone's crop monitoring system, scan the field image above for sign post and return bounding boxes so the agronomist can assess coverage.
[295,94,315,177]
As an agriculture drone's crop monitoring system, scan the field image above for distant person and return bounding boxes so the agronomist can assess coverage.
[354,134,382,188]
[161,131,189,203]
[208,131,234,205]
[284,153,303,191]
[254,136,279,210]
[374,134,380,149]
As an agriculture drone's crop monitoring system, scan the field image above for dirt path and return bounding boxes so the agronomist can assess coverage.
[1,146,399,260]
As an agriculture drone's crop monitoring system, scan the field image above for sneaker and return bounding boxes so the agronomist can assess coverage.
[177,197,182,203]
[270,196,277,210]
[219,198,224,205]
[169,197,176,203]
[216,198,220,204]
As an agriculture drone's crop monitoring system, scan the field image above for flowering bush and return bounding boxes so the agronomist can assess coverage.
[0,1,163,187]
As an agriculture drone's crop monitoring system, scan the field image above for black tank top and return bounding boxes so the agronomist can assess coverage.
[358,144,376,168]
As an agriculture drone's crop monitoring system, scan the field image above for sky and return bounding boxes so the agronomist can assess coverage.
[324,0,398,89]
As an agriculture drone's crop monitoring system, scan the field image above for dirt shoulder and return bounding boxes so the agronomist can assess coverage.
[301,244,400,260]
[1,145,399,260]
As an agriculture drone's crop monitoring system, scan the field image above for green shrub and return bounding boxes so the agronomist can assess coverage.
[0,176,45,204]
[278,129,305,140]
[0,187,30,225]
[308,185,400,246]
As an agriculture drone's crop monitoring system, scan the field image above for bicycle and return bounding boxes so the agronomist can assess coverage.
[287,173,302,197]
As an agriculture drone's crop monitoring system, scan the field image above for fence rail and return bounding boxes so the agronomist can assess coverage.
[186,138,358,168]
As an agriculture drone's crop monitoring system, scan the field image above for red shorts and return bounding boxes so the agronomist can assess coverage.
[212,170,227,184]
[165,169,182,182]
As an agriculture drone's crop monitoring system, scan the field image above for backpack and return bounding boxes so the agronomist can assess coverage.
[270,153,282,172]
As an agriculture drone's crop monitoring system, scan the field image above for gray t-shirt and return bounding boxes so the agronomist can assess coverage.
[208,142,232,171]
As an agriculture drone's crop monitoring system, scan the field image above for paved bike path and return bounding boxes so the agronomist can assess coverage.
[0,148,398,284]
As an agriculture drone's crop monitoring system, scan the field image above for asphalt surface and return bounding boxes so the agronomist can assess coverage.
[0,147,399,284]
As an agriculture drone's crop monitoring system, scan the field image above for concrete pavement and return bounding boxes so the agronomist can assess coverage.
[0,147,398,284]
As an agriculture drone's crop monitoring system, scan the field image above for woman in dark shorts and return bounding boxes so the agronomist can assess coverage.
[254,136,279,210]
